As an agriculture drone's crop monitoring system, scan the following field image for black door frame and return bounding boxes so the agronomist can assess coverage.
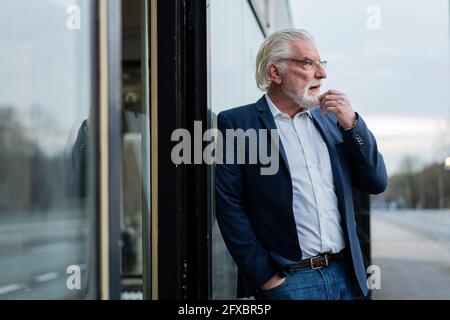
[156,0,209,300]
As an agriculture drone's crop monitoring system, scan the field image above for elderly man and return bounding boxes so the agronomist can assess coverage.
[215,29,387,300]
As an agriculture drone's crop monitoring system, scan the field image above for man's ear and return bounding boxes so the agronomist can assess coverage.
[268,64,282,85]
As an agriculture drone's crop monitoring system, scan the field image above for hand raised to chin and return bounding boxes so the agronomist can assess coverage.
[318,89,356,129]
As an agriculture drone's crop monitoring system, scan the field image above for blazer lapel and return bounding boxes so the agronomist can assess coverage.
[255,96,291,176]
[311,108,347,217]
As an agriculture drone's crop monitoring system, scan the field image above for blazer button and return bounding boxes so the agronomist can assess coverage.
[285,209,292,215]
[355,135,364,146]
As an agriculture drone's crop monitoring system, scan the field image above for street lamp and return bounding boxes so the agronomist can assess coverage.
[445,156,450,170]
[437,157,450,208]
[441,156,450,208]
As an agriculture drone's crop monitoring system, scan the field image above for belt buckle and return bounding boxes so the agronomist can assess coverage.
[310,254,329,270]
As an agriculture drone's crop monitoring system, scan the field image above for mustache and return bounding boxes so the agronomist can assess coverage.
[305,80,323,89]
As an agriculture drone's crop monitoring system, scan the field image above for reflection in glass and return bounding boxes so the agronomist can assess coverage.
[210,0,267,299]
[122,64,144,278]
[120,0,151,300]
[0,0,97,299]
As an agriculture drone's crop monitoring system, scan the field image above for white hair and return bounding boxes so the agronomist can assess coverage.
[255,29,314,91]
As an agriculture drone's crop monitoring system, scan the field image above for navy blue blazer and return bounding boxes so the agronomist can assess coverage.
[215,95,388,298]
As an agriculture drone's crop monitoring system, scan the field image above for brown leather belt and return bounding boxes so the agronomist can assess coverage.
[284,251,345,272]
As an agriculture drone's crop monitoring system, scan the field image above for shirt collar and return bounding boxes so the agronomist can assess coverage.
[265,94,312,119]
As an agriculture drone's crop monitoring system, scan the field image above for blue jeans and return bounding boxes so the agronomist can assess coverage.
[255,259,357,300]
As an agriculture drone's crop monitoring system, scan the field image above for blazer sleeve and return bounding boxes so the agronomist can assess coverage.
[339,113,388,194]
[215,112,279,291]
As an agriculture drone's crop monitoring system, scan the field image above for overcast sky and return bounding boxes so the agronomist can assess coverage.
[290,0,450,175]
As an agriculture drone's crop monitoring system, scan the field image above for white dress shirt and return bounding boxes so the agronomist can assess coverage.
[265,95,346,260]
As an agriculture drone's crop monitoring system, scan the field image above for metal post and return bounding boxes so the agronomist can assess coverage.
[141,0,152,301]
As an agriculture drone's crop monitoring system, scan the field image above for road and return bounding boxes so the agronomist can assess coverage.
[0,217,93,299]
[371,209,450,300]
[2,209,450,299]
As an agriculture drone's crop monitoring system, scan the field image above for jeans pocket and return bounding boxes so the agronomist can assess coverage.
[260,275,289,293]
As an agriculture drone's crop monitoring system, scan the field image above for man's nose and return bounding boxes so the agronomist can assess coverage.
[315,66,327,79]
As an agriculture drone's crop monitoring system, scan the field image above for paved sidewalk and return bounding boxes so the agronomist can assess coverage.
[371,215,450,299]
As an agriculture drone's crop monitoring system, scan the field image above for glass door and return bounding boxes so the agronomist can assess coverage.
[0,0,100,299]
[0,0,124,300]
[120,0,152,300]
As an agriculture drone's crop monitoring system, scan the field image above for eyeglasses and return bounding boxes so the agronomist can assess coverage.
[282,58,327,71]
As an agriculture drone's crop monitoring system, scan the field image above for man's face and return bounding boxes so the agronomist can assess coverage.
[278,39,327,109]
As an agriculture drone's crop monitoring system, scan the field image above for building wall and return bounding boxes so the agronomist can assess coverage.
[210,0,265,115]
[267,0,293,32]
[209,0,293,299]
[210,0,293,115]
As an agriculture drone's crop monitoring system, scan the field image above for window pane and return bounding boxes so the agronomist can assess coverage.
[120,0,151,300]
[210,0,267,299]
[0,0,98,299]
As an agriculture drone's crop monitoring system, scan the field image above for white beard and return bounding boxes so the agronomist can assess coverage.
[282,81,321,110]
